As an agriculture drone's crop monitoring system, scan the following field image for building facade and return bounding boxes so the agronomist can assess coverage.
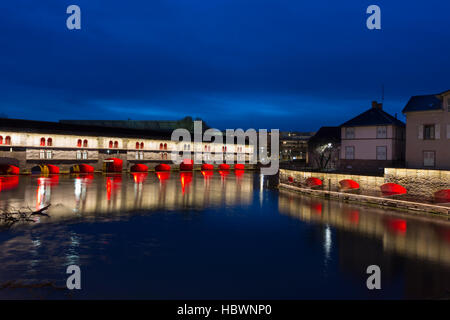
[402,90,450,170]
[280,131,315,162]
[340,101,406,173]
[0,119,254,173]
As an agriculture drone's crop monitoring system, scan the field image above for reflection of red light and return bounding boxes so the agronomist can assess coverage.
[201,170,213,179]
[381,183,407,196]
[156,171,170,181]
[180,172,193,194]
[37,175,59,187]
[385,218,407,235]
[345,210,360,224]
[311,202,322,215]
[132,172,148,184]
[288,176,294,183]
[219,170,229,177]
[106,178,111,200]
[438,227,450,243]
[339,179,360,190]
[106,175,122,200]
[0,176,19,192]
[235,170,245,178]
[306,177,322,187]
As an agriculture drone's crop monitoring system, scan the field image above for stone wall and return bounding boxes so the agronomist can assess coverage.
[385,168,450,198]
[279,168,450,200]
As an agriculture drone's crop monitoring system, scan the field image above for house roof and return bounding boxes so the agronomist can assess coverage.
[340,108,405,128]
[0,118,172,140]
[402,93,444,113]
[308,127,341,144]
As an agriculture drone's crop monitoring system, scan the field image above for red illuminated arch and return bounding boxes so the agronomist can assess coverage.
[306,177,323,187]
[40,137,46,146]
[234,164,245,170]
[201,163,214,171]
[0,136,3,144]
[136,142,140,149]
[47,138,52,146]
[434,189,450,203]
[114,141,119,148]
[155,163,171,172]
[77,139,82,147]
[140,142,144,149]
[130,163,148,172]
[219,163,230,170]
[380,183,407,196]
[159,143,163,150]
[83,139,88,148]
[109,141,113,148]
[164,143,168,150]
[339,179,360,190]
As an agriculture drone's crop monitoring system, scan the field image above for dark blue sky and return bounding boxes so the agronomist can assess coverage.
[0,0,449,131]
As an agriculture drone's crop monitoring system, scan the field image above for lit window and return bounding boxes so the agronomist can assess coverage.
[109,141,113,148]
[424,151,435,167]
[376,146,387,160]
[135,151,139,159]
[82,151,88,160]
[5,136,11,145]
[114,141,119,148]
[164,143,167,150]
[140,151,144,160]
[345,146,355,159]
[46,150,52,159]
[40,150,45,159]
[47,138,53,146]
[76,150,82,159]
[140,142,144,149]
[0,136,2,144]
[136,142,140,149]
[376,126,387,139]
[40,137,46,146]
[83,139,88,148]
[160,143,163,150]
[77,139,82,147]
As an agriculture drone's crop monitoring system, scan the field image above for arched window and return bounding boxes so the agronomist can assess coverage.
[225,146,227,152]
[164,153,168,160]
[0,136,3,144]
[40,137,46,146]
[83,139,88,148]
[77,139,82,147]
[164,143,167,150]
[161,153,164,159]
[47,138,52,147]
[140,142,144,149]
[205,145,208,150]
[208,146,211,152]
[109,141,113,148]
[5,136,11,145]
[114,141,119,148]
[159,143,163,150]
[136,142,140,149]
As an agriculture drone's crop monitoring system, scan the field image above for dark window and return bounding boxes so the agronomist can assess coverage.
[5,136,11,145]
[114,141,119,148]
[424,125,435,140]
[47,138,52,147]
[164,143,167,150]
[160,143,163,150]
[83,139,88,148]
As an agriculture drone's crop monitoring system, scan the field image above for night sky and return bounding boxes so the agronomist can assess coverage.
[1,0,449,131]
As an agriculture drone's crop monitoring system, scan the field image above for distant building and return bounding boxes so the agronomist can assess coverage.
[339,101,405,173]
[402,90,450,169]
[279,131,315,162]
[307,126,341,170]
[60,116,209,134]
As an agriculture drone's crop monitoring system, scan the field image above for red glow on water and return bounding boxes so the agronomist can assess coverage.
[156,171,170,182]
[106,175,122,201]
[235,170,245,178]
[0,176,19,192]
[345,210,360,224]
[339,179,360,190]
[385,218,407,235]
[180,172,193,194]
[380,183,407,195]
[311,202,322,215]
[201,170,213,179]
[132,172,148,184]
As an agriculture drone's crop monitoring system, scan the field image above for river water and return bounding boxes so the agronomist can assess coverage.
[0,172,449,299]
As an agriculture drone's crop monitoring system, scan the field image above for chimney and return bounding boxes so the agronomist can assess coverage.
[372,100,382,110]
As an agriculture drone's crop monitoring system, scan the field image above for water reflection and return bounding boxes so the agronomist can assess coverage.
[0,171,254,225]
[278,190,450,266]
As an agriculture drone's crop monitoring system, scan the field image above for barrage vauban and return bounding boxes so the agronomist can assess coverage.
[177,304,212,318]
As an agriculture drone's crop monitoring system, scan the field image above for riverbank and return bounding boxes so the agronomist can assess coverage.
[279,183,450,217]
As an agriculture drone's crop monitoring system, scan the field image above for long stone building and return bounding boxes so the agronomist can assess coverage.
[0,118,254,173]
